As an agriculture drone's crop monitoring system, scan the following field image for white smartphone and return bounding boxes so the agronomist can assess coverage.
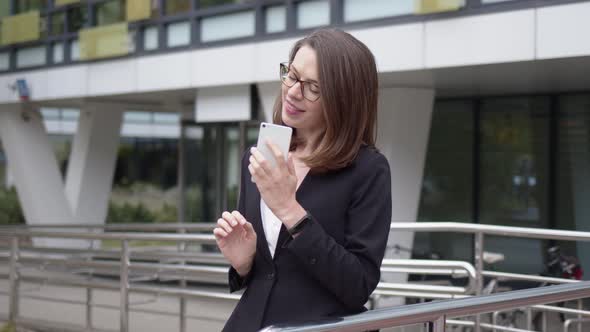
[256,122,293,168]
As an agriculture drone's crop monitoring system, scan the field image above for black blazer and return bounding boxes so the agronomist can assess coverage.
[223,145,392,332]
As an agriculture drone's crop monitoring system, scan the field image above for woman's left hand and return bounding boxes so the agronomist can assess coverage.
[248,141,305,227]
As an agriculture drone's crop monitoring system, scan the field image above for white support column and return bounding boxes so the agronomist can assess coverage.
[64,103,123,228]
[375,87,435,305]
[257,82,281,122]
[0,105,79,246]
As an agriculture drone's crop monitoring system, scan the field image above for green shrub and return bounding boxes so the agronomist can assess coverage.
[0,188,25,225]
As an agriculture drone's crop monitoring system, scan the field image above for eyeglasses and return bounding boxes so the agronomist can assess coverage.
[280,62,321,102]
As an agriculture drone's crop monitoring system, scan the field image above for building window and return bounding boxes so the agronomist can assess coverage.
[96,0,124,25]
[199,0,254,8]
[296,0,330,30]
[166,21,191,47]
[201,11,255,43]
[53,42,64,63]
[416,100,474,262]
[0,52,10,70]
[166,0,191,15]
[343,0,413,22]
[143,26,159,50]
[68,5,89,32]
[556,94,590,270]
[16,0,48,13]
[265,5,286,34]
[16,46,46,68]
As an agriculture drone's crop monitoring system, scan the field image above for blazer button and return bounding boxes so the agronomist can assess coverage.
[267,272,275,280]
[309,258,317,265]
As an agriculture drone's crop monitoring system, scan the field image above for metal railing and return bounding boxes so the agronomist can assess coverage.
[2,221,590,332]
[260,281,590,332]
[0,227,476,332]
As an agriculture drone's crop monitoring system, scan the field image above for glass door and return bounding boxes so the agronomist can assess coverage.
[180,121,260,223]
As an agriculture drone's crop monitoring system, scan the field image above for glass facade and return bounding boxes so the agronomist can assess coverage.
[0,0,567,72]
[417,94,590,276]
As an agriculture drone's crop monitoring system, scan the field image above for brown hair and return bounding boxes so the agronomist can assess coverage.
[272,28,379,173]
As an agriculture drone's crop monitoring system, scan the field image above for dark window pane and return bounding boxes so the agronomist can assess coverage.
[17,0,47,13]
[415,100,474,262]
[166,0,191,15]
[199,0,255,8]
[556,94,590,276]
[97,0,124,25]
[68,5,88,32]
[0,2,10,17]
[480,97,550,274]
[50,12,66,35]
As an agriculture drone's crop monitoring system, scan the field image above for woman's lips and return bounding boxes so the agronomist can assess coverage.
[285,100,305,116]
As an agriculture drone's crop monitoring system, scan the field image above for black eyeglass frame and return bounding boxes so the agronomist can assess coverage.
[279,62,321,102]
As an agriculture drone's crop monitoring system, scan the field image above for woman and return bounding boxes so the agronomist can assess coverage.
[213,28,392,331]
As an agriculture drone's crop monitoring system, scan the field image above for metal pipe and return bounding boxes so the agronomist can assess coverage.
[259,281,590,331]
[0,230,217,243]
[120,240,130,332]
[474,232,484,332]
[482,270,579,284]
[8,237,19,323]
[389,222,590,242]
[563,318,590,332]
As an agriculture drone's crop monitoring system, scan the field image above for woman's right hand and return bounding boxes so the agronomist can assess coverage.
[213,211,257,277]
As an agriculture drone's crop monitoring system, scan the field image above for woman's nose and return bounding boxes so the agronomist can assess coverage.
[287,81,304,100]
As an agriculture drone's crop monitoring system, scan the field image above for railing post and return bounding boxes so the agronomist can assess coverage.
[577,299,582,332]
[120,240,130,332]
[474,232,484,332]
[178,226,187,332]
[86,287,93,329]
[8,237,20,323]
[526,307,532,330]
[428,315,446,332]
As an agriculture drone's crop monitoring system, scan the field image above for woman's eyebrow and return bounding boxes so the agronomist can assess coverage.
[291,65,319,85]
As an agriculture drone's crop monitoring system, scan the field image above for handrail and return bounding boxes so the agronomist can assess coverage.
[388,222,590,242]
[260,281,590,332]
[0,229,217,243]
[4,221,590,242]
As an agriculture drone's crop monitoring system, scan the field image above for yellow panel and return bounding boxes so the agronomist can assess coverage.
[1,11,40,45]
[127,0,152,22]
[55,0,80,5]
[79,23,129,60]
[415,0,463,14]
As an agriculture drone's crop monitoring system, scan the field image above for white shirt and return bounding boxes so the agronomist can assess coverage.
[260,199,282,258]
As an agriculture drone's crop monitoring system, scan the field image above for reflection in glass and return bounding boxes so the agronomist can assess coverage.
[51,12,66,35]
[480,97,550,274]
[297,0,330,30]
[166,0,191,15]
[16,0,48,13]
[199,0,255,8]
[0,2,10,18]
[97,0,124,25]
[68,5,88,32]
[556,94,590,277]
[415,101,474,262]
